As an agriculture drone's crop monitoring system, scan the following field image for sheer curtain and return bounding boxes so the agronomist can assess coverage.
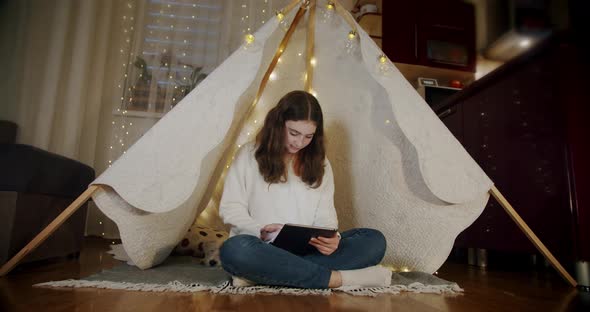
[3,0,113,164]
[85,0,292,238]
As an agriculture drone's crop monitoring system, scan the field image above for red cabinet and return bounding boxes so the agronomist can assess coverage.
[435,34,589,264]
[382,0,476,72]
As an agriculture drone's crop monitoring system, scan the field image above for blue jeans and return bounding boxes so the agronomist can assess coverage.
[219,228,386,289]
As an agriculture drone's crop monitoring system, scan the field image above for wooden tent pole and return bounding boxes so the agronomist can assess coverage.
[490,185,577,287]
[0,185,100,276]
[252,2,308,105]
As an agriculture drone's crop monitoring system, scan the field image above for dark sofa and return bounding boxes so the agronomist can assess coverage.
[0,120,95,265]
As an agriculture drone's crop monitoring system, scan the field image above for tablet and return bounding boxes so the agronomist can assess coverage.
[270,223,338,255]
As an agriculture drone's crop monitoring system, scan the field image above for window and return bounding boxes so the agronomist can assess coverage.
[122,0,225,115]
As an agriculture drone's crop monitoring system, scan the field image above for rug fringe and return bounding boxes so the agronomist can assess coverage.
[34,279,229,293]
[217,285,332,296]
[35,280,462,297]
[336,282,464,297]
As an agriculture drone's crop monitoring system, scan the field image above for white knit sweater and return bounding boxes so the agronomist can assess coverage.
[219,142,339,237]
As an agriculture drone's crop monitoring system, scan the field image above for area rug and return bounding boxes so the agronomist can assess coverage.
[34,256,462,297]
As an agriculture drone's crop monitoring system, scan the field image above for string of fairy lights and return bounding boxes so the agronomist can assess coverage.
[110,1,136,167]
[96,1,137,240]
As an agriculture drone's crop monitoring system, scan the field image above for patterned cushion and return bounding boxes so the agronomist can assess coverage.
[173,226,228,266]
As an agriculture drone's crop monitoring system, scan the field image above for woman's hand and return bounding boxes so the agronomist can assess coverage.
[260,223,284,242]
[309,233,340,256]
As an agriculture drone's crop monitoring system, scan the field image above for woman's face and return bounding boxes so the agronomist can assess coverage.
[284,120,317,154]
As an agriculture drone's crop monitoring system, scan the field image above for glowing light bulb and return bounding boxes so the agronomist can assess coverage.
[244,34,255,44]
[276,10,289,31]
[344,30,359,54]
[376,54,393,76]
[321,1,335,22]
[243,34,261,52]
[310,58,316,66]
[275,11,284,21]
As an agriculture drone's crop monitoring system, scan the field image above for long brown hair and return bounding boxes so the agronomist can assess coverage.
[255,90,326,188]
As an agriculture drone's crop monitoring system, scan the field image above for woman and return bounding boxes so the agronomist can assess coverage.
[219,90,391,289]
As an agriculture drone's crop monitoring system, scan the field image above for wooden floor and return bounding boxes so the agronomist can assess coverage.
[1,238,588,311]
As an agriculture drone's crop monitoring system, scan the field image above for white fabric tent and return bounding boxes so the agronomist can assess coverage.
[91,1,493,273]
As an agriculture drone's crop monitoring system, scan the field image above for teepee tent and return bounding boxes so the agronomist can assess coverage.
[1,0,576,286]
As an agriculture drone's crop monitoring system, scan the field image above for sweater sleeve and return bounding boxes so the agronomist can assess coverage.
[218,145,263,237]
[313,159,339,229]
